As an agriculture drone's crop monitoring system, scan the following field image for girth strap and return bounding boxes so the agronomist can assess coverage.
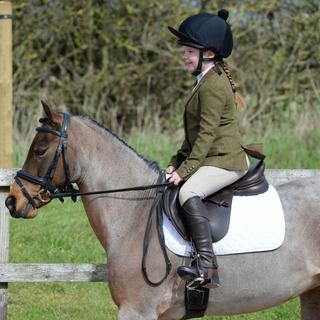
[181,286,210,320]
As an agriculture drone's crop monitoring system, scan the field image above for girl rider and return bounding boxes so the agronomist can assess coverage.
[167,9,249,288]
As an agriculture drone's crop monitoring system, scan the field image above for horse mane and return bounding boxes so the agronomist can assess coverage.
[77,115,161,173]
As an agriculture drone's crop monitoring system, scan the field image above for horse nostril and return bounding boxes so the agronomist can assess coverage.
[5,196,16,214]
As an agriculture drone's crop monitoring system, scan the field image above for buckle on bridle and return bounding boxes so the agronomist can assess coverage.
[37,189,52,203]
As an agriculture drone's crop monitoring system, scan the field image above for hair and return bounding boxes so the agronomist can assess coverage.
[218,59,246,110]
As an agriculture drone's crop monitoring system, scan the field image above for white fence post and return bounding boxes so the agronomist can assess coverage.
[0,188,9,320]
[0,170,13,320]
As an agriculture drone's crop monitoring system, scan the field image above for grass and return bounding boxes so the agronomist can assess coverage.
[249,127,320,169]
[8,126,318,319]
[8,200,116,320]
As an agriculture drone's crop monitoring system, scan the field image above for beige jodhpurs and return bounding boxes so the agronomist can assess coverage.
[179,166,248,206]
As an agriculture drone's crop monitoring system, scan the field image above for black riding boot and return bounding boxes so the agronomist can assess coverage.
[177,196,220,288]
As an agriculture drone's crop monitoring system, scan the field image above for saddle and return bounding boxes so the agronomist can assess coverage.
[163,160,269,242]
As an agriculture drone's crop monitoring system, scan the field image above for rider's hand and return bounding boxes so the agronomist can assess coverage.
[166,166,176,174]
[169,171,183,186]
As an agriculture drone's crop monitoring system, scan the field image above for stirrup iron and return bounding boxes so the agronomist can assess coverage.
[186,275,205,289]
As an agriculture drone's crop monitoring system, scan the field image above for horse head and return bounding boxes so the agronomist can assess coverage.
[5,101,77,219]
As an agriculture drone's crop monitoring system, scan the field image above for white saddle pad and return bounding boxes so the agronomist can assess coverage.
[163,185,285,256]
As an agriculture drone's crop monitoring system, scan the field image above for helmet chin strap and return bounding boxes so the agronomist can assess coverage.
[192,50,216,76]
[192,50,203,76]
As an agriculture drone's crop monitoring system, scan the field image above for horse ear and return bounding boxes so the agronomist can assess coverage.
[41,100,54,122]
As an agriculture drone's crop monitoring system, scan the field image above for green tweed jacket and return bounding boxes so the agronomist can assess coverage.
[169,68,248,180]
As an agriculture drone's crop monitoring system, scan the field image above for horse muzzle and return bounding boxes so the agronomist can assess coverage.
[5,190,38,219]
[5,195,17,216]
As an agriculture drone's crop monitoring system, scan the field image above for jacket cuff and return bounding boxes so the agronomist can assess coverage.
[168,156,179,168]
[176,161,198,179]
[169,153,188,169]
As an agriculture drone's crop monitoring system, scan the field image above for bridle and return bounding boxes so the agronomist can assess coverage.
[13,111,172,286]
[14,112,77,210]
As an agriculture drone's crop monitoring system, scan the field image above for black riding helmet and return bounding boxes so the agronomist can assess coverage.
[168,9,233,75]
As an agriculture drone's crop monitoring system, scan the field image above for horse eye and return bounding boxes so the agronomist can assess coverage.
[34,147,48,156]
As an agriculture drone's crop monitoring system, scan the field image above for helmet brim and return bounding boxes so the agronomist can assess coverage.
[177,38,205,49]
[168,26,186,39]
[168,26,205,49]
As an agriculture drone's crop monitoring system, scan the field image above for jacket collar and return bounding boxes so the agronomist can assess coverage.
[185,68,215,106]
[195,64,214,85]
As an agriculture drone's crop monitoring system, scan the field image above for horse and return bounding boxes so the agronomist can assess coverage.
[5,103,320,320]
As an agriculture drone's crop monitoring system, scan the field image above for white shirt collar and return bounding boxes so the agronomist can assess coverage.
[196,64,214,84]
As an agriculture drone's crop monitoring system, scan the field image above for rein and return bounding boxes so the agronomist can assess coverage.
[14,112,174,286]
[50,176,173,286]
[142,173,172,286]
[48,182,172,201]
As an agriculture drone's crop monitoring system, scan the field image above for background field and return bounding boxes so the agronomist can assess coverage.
[8,129,318,319]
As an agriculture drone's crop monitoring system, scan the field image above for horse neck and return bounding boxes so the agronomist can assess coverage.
[70,117,160,251]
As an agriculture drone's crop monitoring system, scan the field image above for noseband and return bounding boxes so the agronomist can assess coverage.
[14,113,77,210]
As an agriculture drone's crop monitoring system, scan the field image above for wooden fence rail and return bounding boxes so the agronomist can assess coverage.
[1,167,320,319]
[0,263,108,283]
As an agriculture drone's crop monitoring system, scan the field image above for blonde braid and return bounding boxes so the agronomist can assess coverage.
[220,60,246,109]
[220,60,236,92]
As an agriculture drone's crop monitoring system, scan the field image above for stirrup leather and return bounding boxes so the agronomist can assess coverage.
[183,254,206,290]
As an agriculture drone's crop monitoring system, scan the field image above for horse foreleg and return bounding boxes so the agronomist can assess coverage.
[300,286,320,320]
